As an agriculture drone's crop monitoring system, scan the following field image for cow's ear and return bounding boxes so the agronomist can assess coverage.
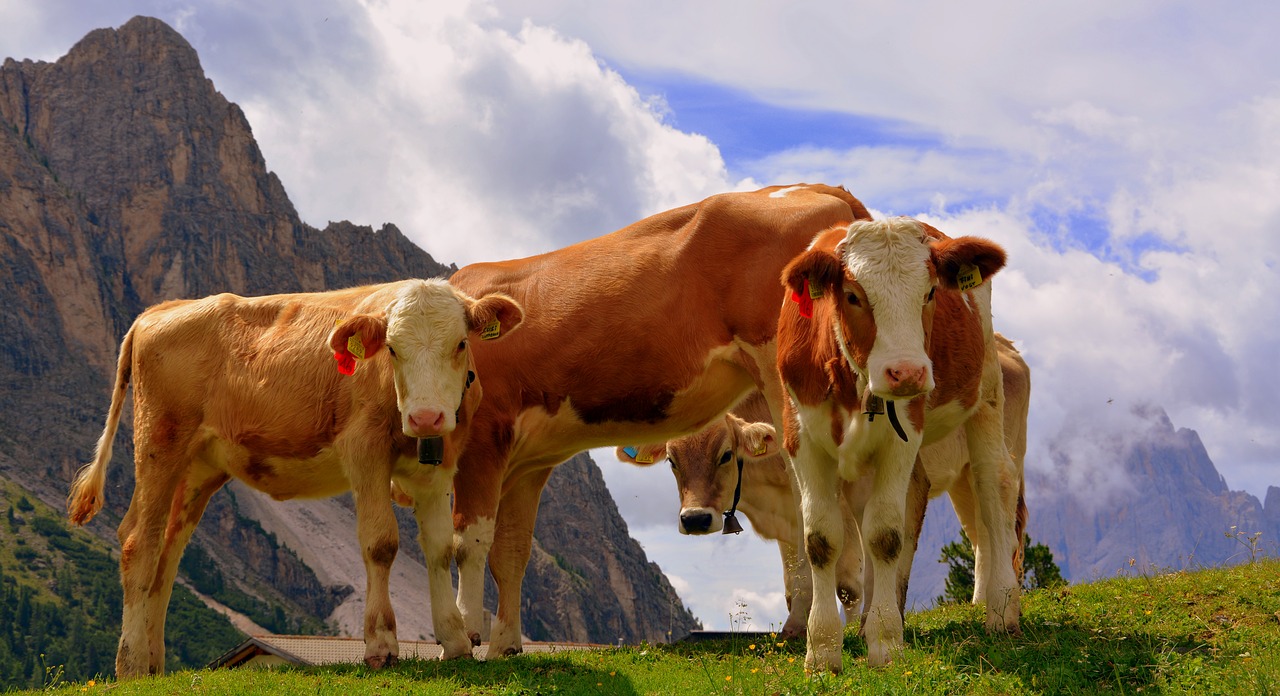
[727,414,778,459]
[781,248,844,299]
[329,313,388,361]
[465,292,524,341]
[615,443,668,467]
[932,236,1006,291]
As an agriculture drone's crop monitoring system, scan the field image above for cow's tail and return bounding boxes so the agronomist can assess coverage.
[1013,479,1028,583]
[68,325,135,526]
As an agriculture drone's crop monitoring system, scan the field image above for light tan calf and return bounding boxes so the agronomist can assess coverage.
[67,279,522,678]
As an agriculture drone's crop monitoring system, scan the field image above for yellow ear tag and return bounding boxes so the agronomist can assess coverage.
[752,442,767,456]
[480,318,501,341]
[635,451,655,464]
[346,332,366,360]
[808,275,824,299]
[956,264,982,292]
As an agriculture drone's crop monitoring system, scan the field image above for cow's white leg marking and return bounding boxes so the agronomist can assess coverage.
[965,401,1022,633]
[858,444,915,668]
[792,433,845,674]
[405,468,473,660]
[454,517,495,646]
[352,468,400,668]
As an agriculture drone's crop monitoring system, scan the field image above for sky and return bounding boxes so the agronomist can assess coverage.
[5,0,1280,632]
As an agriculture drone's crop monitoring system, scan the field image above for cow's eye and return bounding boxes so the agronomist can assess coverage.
[387,345,398,358]
[668,456,678,471]
[847,293,861,307]
[457,339,467,353]
[718,451,733,465]
[925,287,936,303]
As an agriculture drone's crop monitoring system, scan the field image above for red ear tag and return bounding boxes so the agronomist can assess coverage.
[790,278,815,319]
[335,351,357,376]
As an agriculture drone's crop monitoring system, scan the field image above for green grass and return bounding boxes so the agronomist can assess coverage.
[25,559,1280,695]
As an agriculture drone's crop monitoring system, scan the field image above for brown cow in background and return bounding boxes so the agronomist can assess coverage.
[445,184,870,656]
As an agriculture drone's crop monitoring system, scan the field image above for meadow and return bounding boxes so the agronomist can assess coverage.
[22,558,1279,695]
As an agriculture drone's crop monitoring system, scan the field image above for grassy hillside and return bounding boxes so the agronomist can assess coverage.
[21,557,1279,694]
[0,478,244,689]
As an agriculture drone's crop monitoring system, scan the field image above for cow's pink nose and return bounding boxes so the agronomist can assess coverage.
[884,362,927,394]
[408,409,445,435]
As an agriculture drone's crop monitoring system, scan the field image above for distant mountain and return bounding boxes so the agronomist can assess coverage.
[0,14,697,653]
[909,406,1278,607]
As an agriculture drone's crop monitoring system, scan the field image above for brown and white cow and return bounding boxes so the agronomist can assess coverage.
[777,217,1019,672]
[66,279,522,678]
[618,334,1030,642]
[444,184,869,656]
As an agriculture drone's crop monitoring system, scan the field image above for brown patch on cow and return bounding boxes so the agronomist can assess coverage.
[806,531,835,569]
[454,544,470,568]
[781,398,801,456]
[573,390,674,425]
[151,414,180,450]
[897,576,911,617]
[870,528,901,564]
[829,404,845,446]
[237,432,327,461]
[907,396,926,433]
[245,454,273,483]
[369,537,398,568]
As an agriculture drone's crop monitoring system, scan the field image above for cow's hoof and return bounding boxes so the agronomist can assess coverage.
[364,654,398,669]
[804,649,842,675]
[779,623,806,640]
[441,643,473,660]
[469,631,482,647]
[502,646,522,657]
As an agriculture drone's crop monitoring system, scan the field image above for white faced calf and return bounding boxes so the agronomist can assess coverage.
[777,218,1018,672]
[67,279,522,678]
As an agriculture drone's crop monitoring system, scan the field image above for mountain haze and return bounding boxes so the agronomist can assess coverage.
[0,15,697,650]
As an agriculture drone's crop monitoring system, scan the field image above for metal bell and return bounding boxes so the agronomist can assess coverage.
[418,436,444,465]
[722,512,745,535]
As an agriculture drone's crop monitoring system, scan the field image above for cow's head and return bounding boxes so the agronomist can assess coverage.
[329,279,523,438]
[783,217,1005,399]
[616,414,778,535]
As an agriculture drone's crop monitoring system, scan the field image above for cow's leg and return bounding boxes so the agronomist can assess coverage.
[776,539,808,637]
[351,468,401,668]
[403,469,473,660]
[791,437,844,674]
[142,464,230,673]
[858,446,916,668]
[946,469,986,602]
[965,405,1021,634]
[115,415,198,679]
[455,516,495,647]
[487,466,554,657]
[894,457,930,619]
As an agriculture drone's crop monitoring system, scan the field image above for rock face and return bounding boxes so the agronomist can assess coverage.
[909,406,1280,607]
[0,15,697,645]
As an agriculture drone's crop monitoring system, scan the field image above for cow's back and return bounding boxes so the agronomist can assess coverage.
[450,185,868,456]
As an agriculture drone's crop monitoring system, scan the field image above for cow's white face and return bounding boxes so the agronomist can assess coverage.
[329,279,523,439]
[838,218,937,399]
[384,280,476,437]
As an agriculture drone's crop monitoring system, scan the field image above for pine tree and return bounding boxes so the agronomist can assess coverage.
[936,530,1065,605]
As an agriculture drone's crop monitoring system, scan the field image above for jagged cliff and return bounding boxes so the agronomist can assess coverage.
[0,15,697,646]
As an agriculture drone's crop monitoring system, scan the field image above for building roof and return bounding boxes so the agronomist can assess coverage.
[210,635,606,670]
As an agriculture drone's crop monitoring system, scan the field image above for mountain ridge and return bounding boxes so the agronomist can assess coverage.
[0,14,697,650]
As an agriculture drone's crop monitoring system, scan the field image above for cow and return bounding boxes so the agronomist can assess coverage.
[616,334,1030,641]
[444,184,870,656]
[66,279,523,678]
[777,217,1019,672]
